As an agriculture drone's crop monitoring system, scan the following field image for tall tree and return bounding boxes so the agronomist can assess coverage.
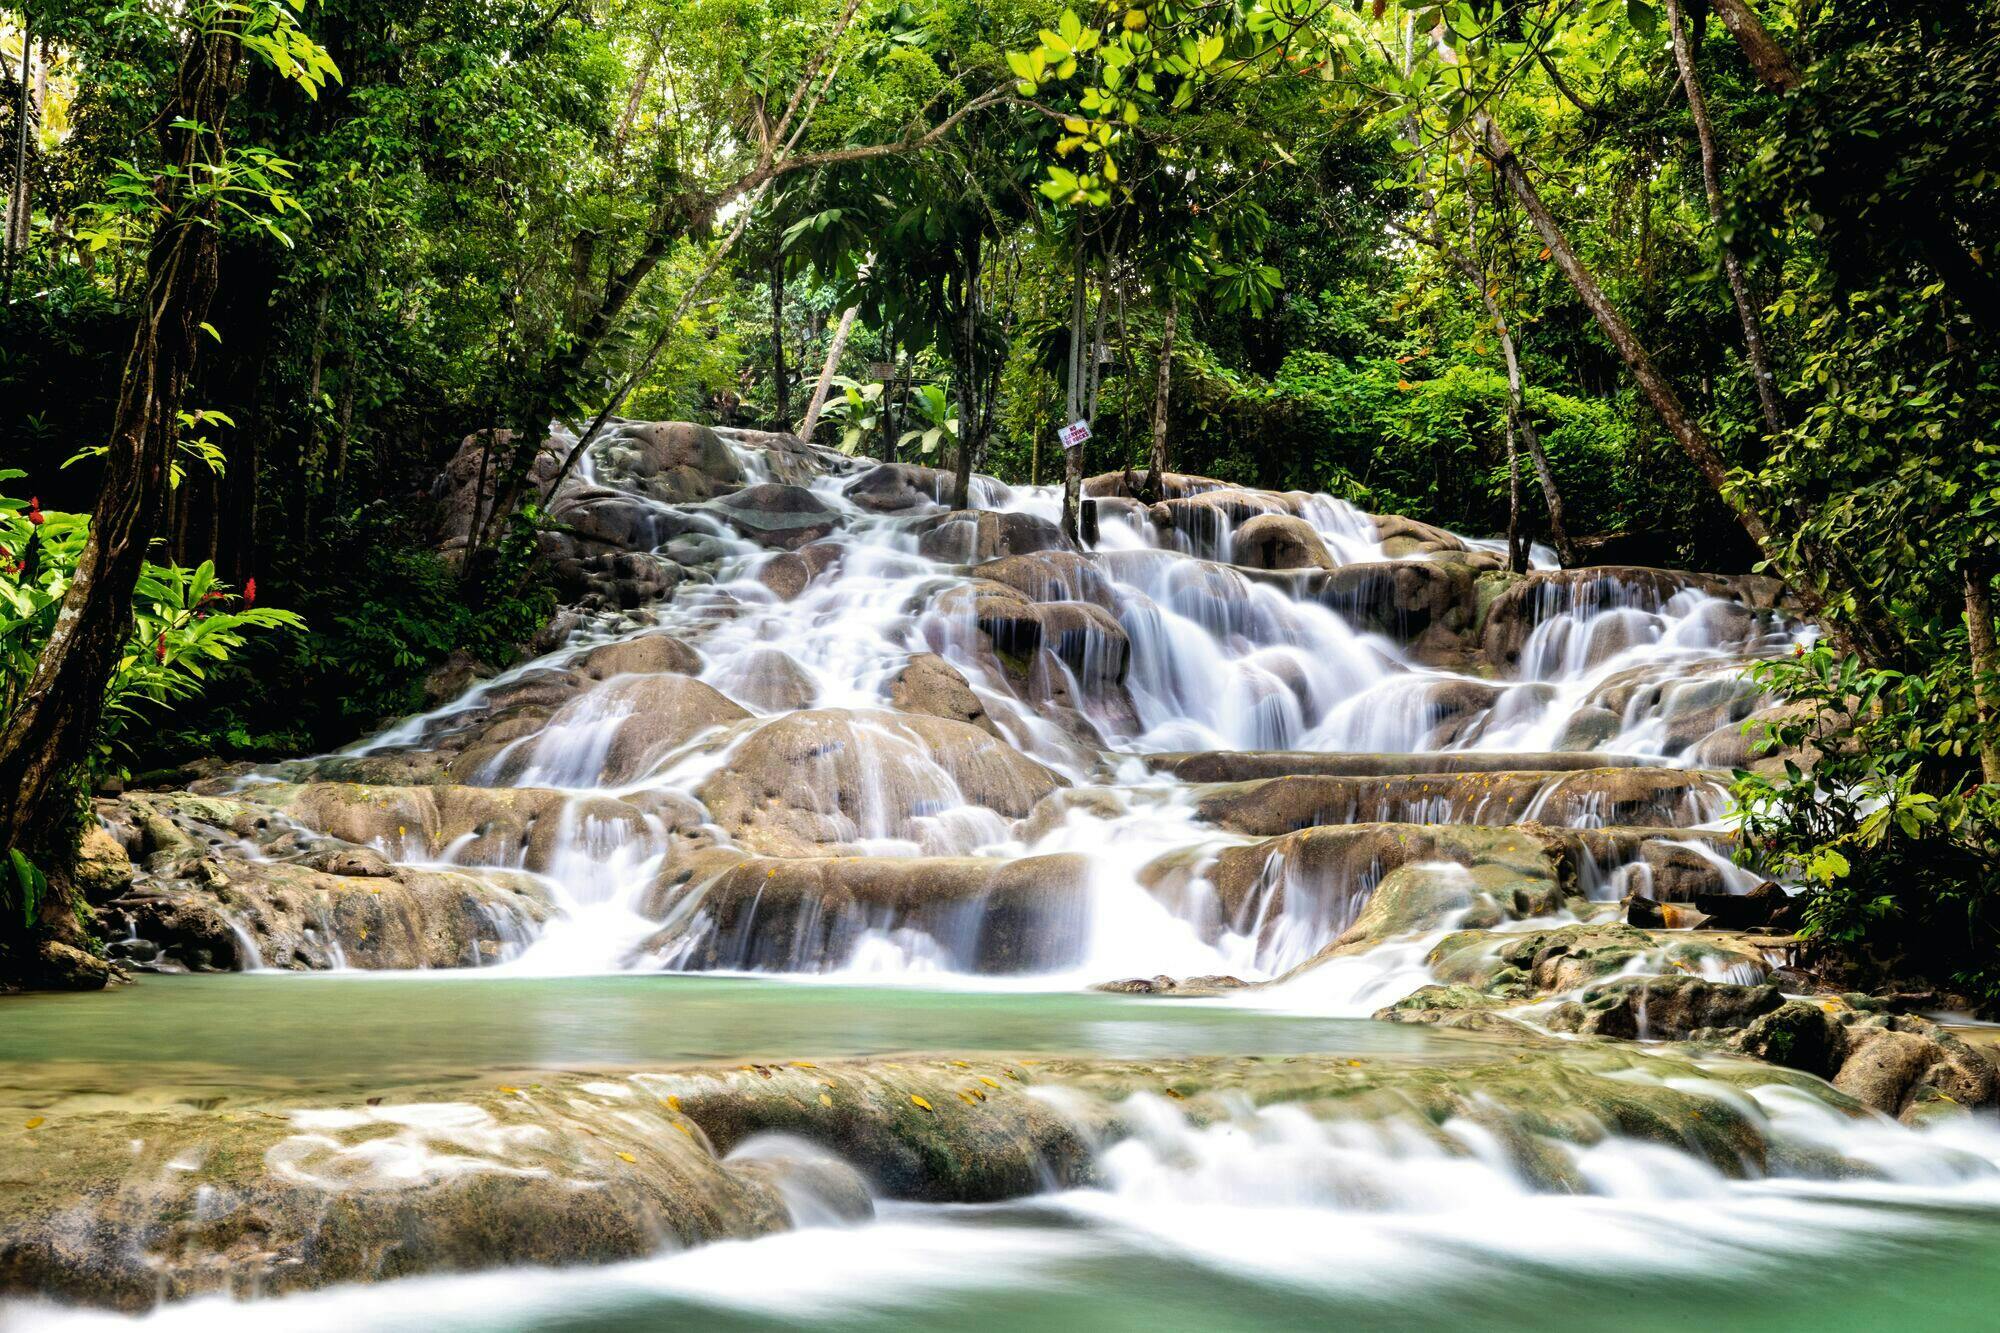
[0,0,334,975]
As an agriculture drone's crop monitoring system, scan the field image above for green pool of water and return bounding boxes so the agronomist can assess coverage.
[10,973,2000,1333]
[0,971,1465,1104]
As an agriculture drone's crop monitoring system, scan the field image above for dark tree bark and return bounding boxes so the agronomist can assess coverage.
[1967,554,2000,786]
[1666,0,1785,441]
[1480,112,1905,665]
[1505,416,1526,573]
[3,8,30,301]
[1060,231,1087,544]
[1144,290,1177,503]
[0,17,243,948]
[1482,116,1773,551]
[769,257,790,429]
[950,231,982,511]
[1710,0,1802,92]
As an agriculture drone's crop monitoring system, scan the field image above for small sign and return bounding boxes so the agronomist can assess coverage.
[1058,419,1092,451]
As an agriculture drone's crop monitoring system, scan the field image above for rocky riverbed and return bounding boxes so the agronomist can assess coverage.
[8,421,1997,1322]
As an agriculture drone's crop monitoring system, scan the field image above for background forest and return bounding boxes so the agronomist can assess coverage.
[1,0,1997,997]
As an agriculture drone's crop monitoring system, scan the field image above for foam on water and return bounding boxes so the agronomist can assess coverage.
[247,433,1808,988]
[17,1066,2000,1332]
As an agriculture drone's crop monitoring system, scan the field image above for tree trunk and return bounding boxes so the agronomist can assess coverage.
[1967,555,2000,786]
[1475,273,1573,566]
[768,258,789,429]
[1505,415,1526,573]
[1666,0,1785,441]
[0,18,242,947]
[951,233,981,512]
[796,305,857,440]
[3,9,31,301]
[1482,116,1774,552]
[1144,290,1177,503]
[1060,232,1087,544]
[1710,0,1802,92]
[1481,113,1898,665]
[880,327,899,465]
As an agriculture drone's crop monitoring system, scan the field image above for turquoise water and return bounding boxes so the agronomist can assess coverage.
[8,972,2000,1332]
[0,972,1461,1103]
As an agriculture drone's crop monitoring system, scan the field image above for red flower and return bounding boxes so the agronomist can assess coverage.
[242,577,256,607]
[27,497,43,526]
[155,635,167,663]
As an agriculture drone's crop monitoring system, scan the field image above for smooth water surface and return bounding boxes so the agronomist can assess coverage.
[0,972,1465,1105]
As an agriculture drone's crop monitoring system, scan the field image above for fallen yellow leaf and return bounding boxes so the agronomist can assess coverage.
[819,1093,833,1108]
[24,1117,44,1130]
[498,1085,518,1094]
[616,1151,636,1163]
[667,1095,682,1111]
[910,1095,934,1113]
[978,1076,1000,1089]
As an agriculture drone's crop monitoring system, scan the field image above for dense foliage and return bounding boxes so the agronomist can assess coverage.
[2,0,1997,997]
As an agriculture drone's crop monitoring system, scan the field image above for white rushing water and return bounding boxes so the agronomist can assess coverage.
[17,1067,2000,1333]
[290,431,1805,989]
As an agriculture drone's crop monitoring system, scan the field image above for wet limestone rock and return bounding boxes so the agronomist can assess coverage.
[970,550,1116,609]
[1082,468,1229,500]
[264,783,707,873]
[1184,823,1568,949]
[694,709,1067,856]
[711,483,841,550]
[1193,768,1721,837]
[1733,1003,2000,1123]
[576,633,703,681]
[756,551,813,601]
[713,647,820,713]
[1313,559,1485,668]
[914,509,1069,563]
[589,420,747,503]
[843,462,956,512]
[0,1048,1893,1310]
[887,653,1002,738]
[1231,513,1336,573]
[1543,975,1785,1041]
[1422,921,1768,1002]
[454,673,750,785]
[74,820,135,904]
[642,850,1091,973]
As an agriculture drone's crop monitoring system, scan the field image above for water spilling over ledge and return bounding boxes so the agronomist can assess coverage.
[19,422,2000,1324]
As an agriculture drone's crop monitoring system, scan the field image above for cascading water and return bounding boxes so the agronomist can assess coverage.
[294,427,1806,986]
[18,423,2000,1333]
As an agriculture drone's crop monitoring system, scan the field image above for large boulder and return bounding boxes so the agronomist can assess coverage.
[711,483,841,550]
[887,653,1002,737]
[455,673,750,786]
[695,708,1067,856]
[588,420,747,503]
[575,633,703,681]
[970,550,1115,608]
[914,510,1070,563]
[1735,1004,2000,1123]
[1545,975,1785,1041]
[1313,559,1487,668]
[643,850,1090,973]
[1231,513,1336,572]
[712,647,820,713]
[844,462,955,512]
